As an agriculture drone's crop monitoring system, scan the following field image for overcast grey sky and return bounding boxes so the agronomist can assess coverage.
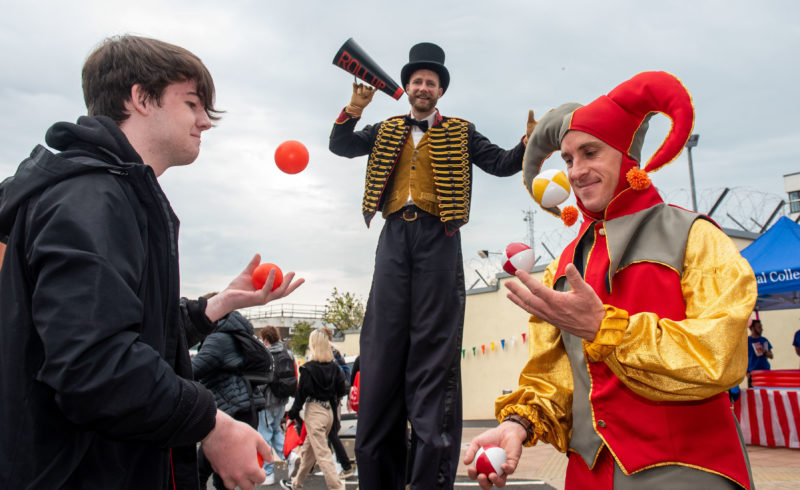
[1,0,797,306]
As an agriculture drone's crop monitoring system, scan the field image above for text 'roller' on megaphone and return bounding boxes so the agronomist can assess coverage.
[332,38,404,100]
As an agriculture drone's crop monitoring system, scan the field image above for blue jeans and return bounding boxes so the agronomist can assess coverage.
[257,404,286,475]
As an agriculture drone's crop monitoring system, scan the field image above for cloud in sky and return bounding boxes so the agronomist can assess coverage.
[1,0,797,305]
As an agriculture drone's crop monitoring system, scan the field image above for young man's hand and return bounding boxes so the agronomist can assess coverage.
[201,410,272,490]
[205,254,305,322]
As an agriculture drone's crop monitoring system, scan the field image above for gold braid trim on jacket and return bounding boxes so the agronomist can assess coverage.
[362,117,472,225]
[362,118,409,216]
[429,119,471,223]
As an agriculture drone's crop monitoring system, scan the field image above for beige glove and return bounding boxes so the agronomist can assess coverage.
[345,82,377,118]
[524,109,537,146]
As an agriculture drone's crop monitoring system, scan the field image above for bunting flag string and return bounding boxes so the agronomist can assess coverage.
[462,331,530,359]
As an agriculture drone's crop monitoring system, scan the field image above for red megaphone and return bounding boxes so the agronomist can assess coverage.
[332,38,404,100]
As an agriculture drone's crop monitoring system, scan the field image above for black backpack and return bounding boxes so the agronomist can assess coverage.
[229,329,274,387]
[268,343,297,398]
[229,329,275,422]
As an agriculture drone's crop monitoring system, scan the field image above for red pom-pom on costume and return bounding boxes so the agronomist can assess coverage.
[626,167,651,190]
[561,206,578,226]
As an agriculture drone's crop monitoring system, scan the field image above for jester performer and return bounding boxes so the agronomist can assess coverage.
[464,71,757,489]
[329,42,532,489]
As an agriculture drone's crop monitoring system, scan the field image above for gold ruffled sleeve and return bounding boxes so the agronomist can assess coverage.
[495,261,573,451]
[583,305,629,362]
[603,219,757,401]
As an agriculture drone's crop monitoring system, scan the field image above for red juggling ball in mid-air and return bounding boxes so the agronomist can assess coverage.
[274,140,309,174]
[251,263,283,291]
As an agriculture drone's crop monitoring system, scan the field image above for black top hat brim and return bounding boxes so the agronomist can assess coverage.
[401,62,450,93]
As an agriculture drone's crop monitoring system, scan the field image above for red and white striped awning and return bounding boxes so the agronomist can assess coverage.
[734,388,800,449]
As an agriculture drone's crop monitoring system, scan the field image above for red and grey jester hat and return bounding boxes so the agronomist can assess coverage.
[522,71,694,225]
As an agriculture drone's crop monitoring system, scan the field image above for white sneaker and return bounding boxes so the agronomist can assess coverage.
[287,452,298,477]
[279,479,293,490]
[262,472,275,485]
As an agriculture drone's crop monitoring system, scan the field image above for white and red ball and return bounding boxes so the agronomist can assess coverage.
[475,445,507,476]
[532,168,570,208]
[502,242,536,275]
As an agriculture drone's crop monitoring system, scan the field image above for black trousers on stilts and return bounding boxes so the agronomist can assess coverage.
[354,211,465,490]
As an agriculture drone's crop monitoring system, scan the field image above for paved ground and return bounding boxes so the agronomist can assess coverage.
[240,426,799,489]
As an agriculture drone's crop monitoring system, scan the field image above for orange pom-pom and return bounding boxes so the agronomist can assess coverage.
[561,206,578,226]
[626,167,651,190]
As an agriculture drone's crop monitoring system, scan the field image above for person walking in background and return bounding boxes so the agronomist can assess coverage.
[281,329,347,490]
[350,355,360,388]
[193,310,268,489]
[747,319,773,385]
[320,327,354,478]
[258,326,297,486]
[793,324,800,368]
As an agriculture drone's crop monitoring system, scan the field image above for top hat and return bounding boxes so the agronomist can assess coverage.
[401,42,450,93]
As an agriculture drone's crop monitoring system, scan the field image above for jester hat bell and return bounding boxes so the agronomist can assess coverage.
[401,42,450,93]
[522,71,695,223]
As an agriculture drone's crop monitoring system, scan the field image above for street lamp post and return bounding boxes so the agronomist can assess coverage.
[685,134,700,212]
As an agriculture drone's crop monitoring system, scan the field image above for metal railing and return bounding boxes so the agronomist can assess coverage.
[240,303,327,321]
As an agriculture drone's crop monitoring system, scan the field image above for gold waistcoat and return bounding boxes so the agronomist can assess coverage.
[362,117,472,230]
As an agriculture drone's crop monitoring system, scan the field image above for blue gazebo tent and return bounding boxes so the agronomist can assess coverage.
[740,216,800,311]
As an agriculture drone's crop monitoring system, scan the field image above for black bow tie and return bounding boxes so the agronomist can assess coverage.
[405,117,429,131]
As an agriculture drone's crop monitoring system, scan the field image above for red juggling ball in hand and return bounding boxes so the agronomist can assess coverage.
[251,263,283,291]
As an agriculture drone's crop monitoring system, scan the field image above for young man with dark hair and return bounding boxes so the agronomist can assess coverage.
[256,325,295,485]
[0,35,303,490]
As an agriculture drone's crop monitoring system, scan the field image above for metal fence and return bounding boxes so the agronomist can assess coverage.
[240,303,327,321]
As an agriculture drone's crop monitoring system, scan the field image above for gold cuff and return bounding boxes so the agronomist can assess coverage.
[583,304,629,362]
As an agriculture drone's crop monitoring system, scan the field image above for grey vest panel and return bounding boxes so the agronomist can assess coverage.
[557,231,605,467]
[605,203,701,282]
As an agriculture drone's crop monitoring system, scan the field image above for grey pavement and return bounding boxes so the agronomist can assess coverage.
[206,424,799,489]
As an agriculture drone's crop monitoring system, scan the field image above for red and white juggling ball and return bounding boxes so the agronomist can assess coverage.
[532,168,570,208]
[475,445,507,476]
[502,242,536,275]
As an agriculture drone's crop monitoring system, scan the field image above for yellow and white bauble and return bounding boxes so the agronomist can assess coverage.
[532,169,571,208]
